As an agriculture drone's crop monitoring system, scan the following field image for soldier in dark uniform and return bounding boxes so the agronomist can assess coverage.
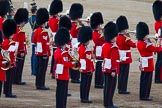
[29,1,37,76]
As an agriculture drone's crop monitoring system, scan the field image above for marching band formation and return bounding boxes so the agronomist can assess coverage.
[0,0,162,108]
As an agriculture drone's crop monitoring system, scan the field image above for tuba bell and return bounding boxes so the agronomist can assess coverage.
[1,49,11,71]
[68,48,80,70]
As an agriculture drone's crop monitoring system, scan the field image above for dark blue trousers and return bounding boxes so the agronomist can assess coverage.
[155,52,162,82]
[70,69,80,81]
[35,56,49,88]
[56,80,68,108]
[50,48,56,74]
[80,72,92,100]
[140,72,152,99]
[4,68,14,95]
[0,81,2,96]
[95,61,104,87]
[13,55,25,83]
[118,64,130,91]
[104,73,117,107]
[31,44,37,76]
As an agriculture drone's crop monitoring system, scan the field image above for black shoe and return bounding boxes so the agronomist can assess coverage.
[67,93,71,97]
[108,105,119,108]
[16,81,26,85]
[71,80,81,84]
[81,99,92,103]
[37,86,50,90]
[155,80,162,84]
[140,97,153,101]
[118,90,130,94]
[95,85,103,89]
[5,94,17,98]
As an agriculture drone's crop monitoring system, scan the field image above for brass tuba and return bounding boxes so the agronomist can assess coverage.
[1,49,11,71]
[68,48,80,70]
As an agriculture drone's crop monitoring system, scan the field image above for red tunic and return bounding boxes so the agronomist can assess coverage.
[0,54,6,81]
[70,22,80,38]
[136,40,162,72]
[102,42,120,74]
[116,34,136,64]
[32,27,51,56]
[2,38,16,66]
[54,47,75,80]
[48,16,59,33]
[92,31,105,59]
[78,44,94,73]
[12,26,27,55]
[154,21,162,33]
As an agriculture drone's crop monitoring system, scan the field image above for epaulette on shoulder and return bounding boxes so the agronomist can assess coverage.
[111,42,118,48]
[125,36,131,42]
[9,40,16,45]
[145,41,152,48]
[41,28,48,33]
[19,28,25,33]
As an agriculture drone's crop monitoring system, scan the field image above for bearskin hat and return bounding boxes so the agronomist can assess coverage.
[0,0,10,17]
[36,8,49,26]
[2,19,16,39]
[78,26,92,43]
[116,15,129,33]
[49,0,63,15]
[90,12,104,29]
[14,8,29,24]
[136,22,149,40]
[55,27,70,47]
[59,15,71,30]
[104,21,118,42]
[69,3,83,20]
[30,2,37,14]
[152,0,162,21]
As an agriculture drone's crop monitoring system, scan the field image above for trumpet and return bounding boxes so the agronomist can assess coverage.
[80,13,92,23]
[1,49,11,71]
[60,10,69,16]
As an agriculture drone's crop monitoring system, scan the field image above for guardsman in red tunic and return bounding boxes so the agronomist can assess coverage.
[54,28,77,108]
[2,19,17,98]
[0,32,8,96]
[116,16,136,94]
[69,3,84,83]
[78,26,94,103]
[12,8,29,85]
[49,0,63,77]
[152,1,162,83]
[33,8,50,90]
[90,12,105,88]
[136,22,162,101]
[102,22,119,108]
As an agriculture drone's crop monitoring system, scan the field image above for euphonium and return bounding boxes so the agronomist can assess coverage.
[68,48,80,70]
[1,49,11,71]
